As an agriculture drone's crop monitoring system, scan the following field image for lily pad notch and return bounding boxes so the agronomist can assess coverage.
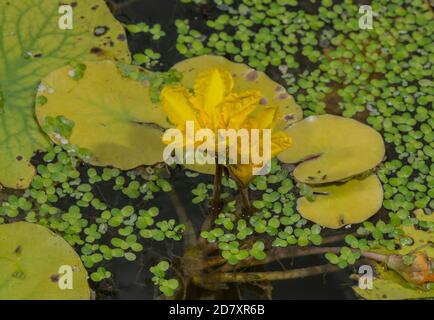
[279,114,386,229]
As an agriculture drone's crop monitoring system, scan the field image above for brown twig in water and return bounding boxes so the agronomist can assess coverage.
[169,191,197,249]
[239,187,251,216]
[195,264,340,284]
[321,232,354,244]
[217,246,341,272]
[211,233,360,272]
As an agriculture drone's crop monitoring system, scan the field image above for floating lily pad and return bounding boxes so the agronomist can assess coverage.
[0,222,90,300]
[374,210,434,258]
[297,174,383,229]
[35,61,170,169]
[278,114,385,184]
[353,263,434,300]
[0,0,130,189]
[172,55,301,175]
[399,215,434,258]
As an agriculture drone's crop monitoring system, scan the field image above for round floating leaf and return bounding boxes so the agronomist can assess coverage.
[278,114,385,184]
[35,61,169,169]
[0,222,90,300]
[172,55,302,175]
[297,174,383,229]
[0,0,130,189]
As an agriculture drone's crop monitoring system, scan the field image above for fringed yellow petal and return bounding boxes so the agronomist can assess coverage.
[160,85,198,126]
[271,132,292,157]
[219,90,262,129]
[253,106,280,129]
[194,68,234,128]
[189,95,213,128]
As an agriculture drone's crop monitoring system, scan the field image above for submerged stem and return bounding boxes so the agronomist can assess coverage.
[195,264,340,284]
[198,164,223,246]
[239,187,251,216]
[218,246,341,272]
[212,164,223,218]
[169,191,197,249]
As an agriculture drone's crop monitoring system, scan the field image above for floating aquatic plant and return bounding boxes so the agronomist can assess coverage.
[160,67,292,187]
[278,114,385,184]
[0,0,432,301]
[0,222,90,300]
[297,174,384,229]
[35,61,172,169]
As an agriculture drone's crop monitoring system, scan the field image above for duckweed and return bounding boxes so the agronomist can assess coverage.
[0,119,185,283]
[0,0,432,300]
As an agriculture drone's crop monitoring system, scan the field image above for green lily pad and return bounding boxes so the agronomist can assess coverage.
[35,61,169,169]
[278,114,385,184]
[0,0,130,189]
[297,174,383,229]
[0,222,90,300]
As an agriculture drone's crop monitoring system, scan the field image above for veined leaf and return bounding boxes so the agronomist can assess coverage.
[0,0,130,189]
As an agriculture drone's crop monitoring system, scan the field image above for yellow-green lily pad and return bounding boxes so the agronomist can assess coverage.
[297,174,383,229]
[0,0,130,189]
[353,263,434,300]
[370,209,434,258]
[278,114,385,184]
[0,222,90,300]
[403,210,433,256]
[35,61,170,169]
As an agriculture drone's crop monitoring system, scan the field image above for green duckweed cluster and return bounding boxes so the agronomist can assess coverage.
[325,247,361,269]
[125,22,166,40]
[150,261,180,297]
[68,61,87,81]
[117,62,182,102]
[1,0,432,298]
[133,49,161,68]
[193,163,425,269]
[196,160,325,265]
[171,0,433,268]
[125,22,166,69]
[0,117,185,283]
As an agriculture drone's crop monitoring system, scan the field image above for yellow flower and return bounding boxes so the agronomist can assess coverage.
[160,68,292,186]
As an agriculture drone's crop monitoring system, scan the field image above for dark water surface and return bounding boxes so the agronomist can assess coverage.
[97,169,356,300]
[88,0,359,300]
